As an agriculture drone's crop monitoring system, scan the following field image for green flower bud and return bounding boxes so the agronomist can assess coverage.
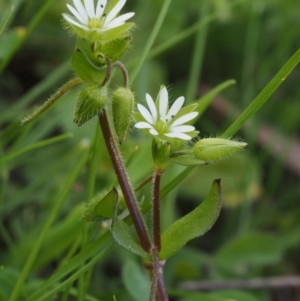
[152,141,170,174]
[74,84,108,126]
[112,87,135,144]
[193,138,247,162]
[71,39,107,84]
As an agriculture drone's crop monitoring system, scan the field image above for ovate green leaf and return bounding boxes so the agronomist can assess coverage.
[160,179,222,259]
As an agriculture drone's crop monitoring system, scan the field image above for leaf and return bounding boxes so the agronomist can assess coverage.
[214,232,283,271]
[0,6,14,35]
[122,260,150,301]
[111,196,149,258]
[160,179,222,259]
[82,188,117,222]
[222,48,300,137]
[0,267,19,301]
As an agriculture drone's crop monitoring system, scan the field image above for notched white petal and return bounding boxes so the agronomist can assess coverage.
[170,125,195,133]
[96,0,107,17]
[135,122,154,129]
[164,132,192,140]
[171,112,198,127]
[149,128,159,136]
[67,4,85,24]
[137,104,154,124]
[63,14,89,30]
[106,12,134,28]
[84,0,95,19]
[166,96,184,120]
[73,0,89,24]
[105,0,126,24]
[146,93,157,123]
[159,86,168,119]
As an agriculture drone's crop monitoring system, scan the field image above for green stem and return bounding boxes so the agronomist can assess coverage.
[114,61,129,88]
[21,77,82,125]
[98,110,152,253]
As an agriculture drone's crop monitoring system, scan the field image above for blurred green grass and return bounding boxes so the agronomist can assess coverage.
[0,0,300,301]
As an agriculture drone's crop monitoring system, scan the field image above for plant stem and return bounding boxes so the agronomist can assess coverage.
[156,262,169,301]
[21,77,82,125]
[114,61,129,88]
[153,172,161,251]
[101,57,112,87]
[98,109,152,253]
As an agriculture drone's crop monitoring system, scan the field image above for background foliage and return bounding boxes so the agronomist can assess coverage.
[0,0,300,300]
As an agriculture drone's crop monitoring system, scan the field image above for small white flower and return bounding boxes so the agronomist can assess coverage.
[63,0,134,37]
[135,86,198,141]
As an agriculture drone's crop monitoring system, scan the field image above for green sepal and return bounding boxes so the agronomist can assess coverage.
[74,84,108,126]
[170,155,207,166]
[160,179,222,259]
[64,19,134,42]
[71,39,107,84]
[101,36,132,63]
[112,87,135,144]
[82,188,118,222]
[111,194,150,259]
[152,140,170,173]
[100,23,134,43]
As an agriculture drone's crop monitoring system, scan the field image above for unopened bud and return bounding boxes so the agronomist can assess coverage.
[112,87,135,144]
[74,85,108,126]
[193,138,247,162]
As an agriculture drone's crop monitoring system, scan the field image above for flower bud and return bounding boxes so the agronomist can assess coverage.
[112,87,135,144]
[74,84,108,126]
[193,138,247,162]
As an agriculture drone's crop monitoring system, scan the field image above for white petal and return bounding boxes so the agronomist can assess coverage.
[67,4,85,24]
[105,0,126,24]
[84,0,95,18]
[104,21,125,30]
[166,96,184,120]
[159,87,168,119]
[171,112,198,127]
[73,0,89,24]
[96,0,107,17]
[170,125,195,133]
[149,128,159,136]
[135,122,154,129]
[146,93,157,123]
[63,14,89,30]
[105,12,134,28]
[137,104,154,124]
[164,132,192,140]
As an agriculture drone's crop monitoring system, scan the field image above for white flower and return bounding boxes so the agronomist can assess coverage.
[63,0,134,37]
[135,87,198,141]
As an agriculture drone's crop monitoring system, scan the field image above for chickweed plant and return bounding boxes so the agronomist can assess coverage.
[1,0,300,301]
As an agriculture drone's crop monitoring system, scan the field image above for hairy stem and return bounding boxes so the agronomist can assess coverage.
[98,109,152,253]
[21,77,82,125]
[114,61,129,88]
[153,172,161,251]
[101,57,112,87]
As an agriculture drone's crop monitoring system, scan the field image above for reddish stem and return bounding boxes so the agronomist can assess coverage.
[98,110,152,253]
